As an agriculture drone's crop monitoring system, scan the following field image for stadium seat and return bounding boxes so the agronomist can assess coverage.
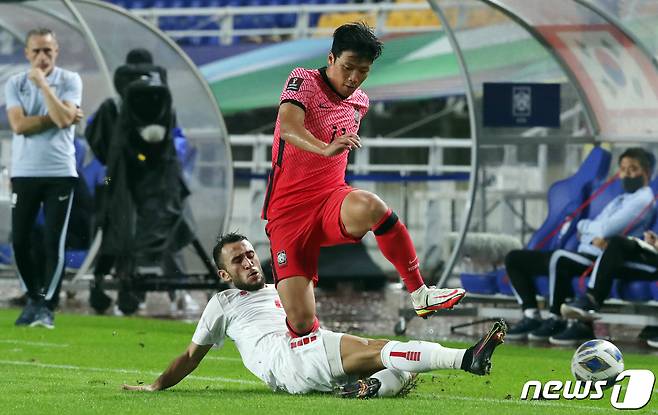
[0,242,11,265]
[276,0,298,28]
[491,147,612,296]
[527,146,612,252]
[460,271,499,295]
[65,250,88,270]
[81,158,107,199]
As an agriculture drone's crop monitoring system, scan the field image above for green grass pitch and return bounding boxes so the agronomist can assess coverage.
[0,310,656,414]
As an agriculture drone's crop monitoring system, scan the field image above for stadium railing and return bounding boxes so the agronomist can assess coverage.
[118,1,478,44]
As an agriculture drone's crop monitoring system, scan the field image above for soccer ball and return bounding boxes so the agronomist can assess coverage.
[571,339,624,386]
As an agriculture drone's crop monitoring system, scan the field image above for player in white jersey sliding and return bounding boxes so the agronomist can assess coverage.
[123,233,506,398]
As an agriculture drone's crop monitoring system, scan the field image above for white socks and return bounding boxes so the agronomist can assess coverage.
[371,368,413,397]
[380,340,465,373]
[523,308,541,319]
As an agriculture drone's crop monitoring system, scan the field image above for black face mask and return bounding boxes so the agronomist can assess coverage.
[622,176,644,193]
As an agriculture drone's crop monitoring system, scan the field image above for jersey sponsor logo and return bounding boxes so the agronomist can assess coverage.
[274,298,283,308]
[286,77,304,91]
[276,250,288,267]
[354,107,361,125]
[318,102,331,109]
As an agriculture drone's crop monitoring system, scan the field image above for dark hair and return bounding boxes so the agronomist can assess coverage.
[331,22,383,62]
[619,147,654,176]
[212,232,248,270]
[25,28,56,45]
[126,48,153,65]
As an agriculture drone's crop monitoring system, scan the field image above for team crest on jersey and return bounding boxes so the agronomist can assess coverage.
[286,77,304,91]
[354,108,361,125]
[276,250,288,267]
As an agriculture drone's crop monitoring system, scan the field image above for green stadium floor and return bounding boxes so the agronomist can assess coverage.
[0,310,656,414]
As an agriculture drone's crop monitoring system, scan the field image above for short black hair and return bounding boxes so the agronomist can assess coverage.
[331,22,383,62]
[212,232,248,270]
[126,48,153,65]
[619,147,654,176]
[25,28,56,45]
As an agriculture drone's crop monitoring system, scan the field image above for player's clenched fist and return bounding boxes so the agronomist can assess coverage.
[322,133,361,157]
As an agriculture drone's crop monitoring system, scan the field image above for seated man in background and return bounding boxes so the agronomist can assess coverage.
[504,148,654,343]
[122,233,507,398]
[561,231,658,349]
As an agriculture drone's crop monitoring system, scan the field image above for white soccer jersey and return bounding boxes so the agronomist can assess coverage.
[192,285,339,394]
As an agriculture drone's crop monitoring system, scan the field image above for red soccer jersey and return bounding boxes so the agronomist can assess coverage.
[262,67,369,221]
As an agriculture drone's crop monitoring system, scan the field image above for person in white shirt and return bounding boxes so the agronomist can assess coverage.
[5,27,84,329]
[504,148,655,344]
[123,233,506,398]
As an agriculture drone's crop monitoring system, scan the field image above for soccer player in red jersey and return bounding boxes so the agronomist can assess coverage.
[262,22,466,337]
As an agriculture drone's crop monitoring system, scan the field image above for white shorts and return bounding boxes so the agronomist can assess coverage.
[259,329,349,394]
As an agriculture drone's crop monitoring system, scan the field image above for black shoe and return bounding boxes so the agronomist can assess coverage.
[117,289,140,315]
[334,378,381,399]
[528,317,567,341]
[506,317,541,340]
[549,321,594,346]
[648,337,658,349]
[15,298,39,326]
[638,325,658,340]
[89,287,112,314]
[561,295,600,322]
[464,319,507,376]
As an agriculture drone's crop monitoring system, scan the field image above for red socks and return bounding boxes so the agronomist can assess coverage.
[372,209,424,293]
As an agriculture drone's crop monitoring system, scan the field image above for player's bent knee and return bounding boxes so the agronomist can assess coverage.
[346,191,388,226]
[286,313,317,335]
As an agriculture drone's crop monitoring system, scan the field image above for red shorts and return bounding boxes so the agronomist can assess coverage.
[265,185,361,285]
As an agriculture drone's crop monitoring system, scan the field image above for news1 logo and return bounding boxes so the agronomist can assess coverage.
[520,370,655,409]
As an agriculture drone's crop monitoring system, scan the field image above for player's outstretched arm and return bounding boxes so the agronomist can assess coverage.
[122,342,212,392]
[279,103,361,157]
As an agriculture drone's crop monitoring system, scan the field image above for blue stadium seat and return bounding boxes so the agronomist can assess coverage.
[82,158,107,198]
[276,0,299,28]
[66,250,88,270]
[492,147,612,296]
[527,147,612,252]
[460,271,498,295]
[0,243,11,265]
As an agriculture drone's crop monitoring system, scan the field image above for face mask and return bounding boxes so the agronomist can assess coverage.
[622,176,644,193]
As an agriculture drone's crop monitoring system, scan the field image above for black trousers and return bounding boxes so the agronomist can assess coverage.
[505,248,597,314]
[588,236,658,304]
[11,177,76,310]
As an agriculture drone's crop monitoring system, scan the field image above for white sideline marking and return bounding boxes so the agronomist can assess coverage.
[0,359,260,385]
[205,356,242,362]
[0,340,69,348]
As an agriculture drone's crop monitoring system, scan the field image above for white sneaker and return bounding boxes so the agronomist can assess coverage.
[176,291,200,314]
[410,285,466,318]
